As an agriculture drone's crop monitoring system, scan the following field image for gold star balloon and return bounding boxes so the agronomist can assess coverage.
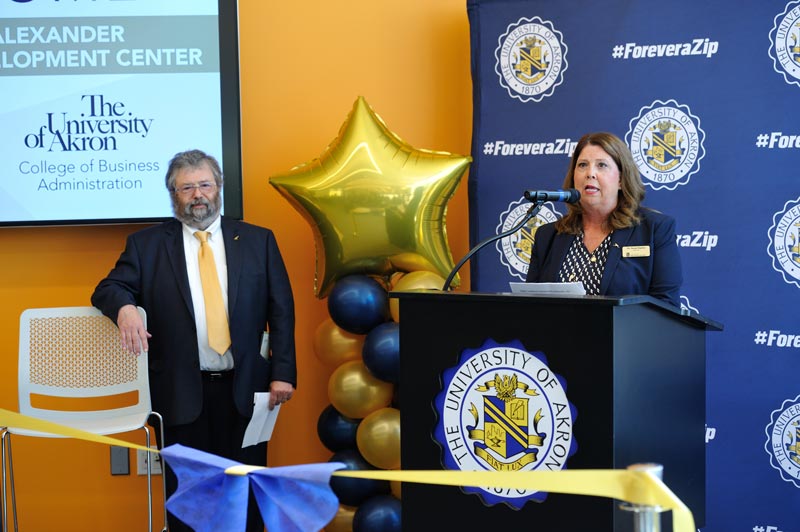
[270,96,471,298]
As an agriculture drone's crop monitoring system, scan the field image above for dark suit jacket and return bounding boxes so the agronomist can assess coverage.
[526,209,682,306]
[92,217,296,426]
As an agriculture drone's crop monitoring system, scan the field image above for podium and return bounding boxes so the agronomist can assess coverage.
[393,291,721,532]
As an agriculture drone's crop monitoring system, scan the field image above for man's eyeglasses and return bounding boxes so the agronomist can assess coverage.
[172,182,217,196]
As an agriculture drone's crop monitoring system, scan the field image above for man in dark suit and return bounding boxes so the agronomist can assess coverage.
[92,149,296,532]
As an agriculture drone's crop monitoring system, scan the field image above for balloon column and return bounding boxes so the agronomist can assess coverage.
[269,96,470,532]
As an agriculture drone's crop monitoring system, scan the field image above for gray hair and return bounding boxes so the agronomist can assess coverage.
[164,149,224,191]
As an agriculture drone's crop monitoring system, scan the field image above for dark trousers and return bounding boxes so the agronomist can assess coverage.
[162,371,267,532]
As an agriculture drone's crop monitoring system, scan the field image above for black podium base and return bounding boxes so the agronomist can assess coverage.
[394,291,715,532]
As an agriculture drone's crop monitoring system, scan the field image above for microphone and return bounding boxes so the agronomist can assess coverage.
[523,188,581,204]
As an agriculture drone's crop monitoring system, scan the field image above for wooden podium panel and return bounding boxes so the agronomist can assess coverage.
[394,291,719,532]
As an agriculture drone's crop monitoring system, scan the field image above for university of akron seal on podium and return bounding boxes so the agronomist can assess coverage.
[433,338,577,509]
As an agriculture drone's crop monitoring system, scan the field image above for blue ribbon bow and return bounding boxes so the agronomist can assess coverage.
[161,444,345,532]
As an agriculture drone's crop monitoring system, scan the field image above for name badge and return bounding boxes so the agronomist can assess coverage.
[622,245,650,258]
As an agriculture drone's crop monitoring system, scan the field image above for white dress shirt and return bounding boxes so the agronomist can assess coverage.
[182,216,234,371]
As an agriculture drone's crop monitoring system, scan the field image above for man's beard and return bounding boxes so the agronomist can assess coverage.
[173,194,221,229]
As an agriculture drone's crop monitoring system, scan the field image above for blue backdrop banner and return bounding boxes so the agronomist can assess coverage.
[467,0,800,530]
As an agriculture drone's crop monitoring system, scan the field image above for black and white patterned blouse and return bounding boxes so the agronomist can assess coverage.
[557,231,613,295]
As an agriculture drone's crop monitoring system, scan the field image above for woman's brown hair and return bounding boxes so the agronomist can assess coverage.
[555,132,645,234]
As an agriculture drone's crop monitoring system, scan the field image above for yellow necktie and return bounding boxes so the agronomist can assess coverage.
[194,231,231,355]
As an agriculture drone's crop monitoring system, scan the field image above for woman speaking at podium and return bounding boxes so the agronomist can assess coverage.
[526,132,682,307]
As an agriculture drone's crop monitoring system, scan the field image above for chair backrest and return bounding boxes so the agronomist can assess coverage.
[16,306,152,436]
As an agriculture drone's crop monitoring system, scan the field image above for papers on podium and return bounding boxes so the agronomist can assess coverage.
[242,392,281,447]
[509,281,586,295]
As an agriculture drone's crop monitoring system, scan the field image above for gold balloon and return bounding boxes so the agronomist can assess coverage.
[270,96,471,298]
[313,318,365,369]
[389,272,405,289]
[328,360,394,419]
[390,480,402,499]
[356,407,401,470]
[389,270,446,322]
[324,504,355,532]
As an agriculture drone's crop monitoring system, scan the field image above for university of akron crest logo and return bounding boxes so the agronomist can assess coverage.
[764,395,800,488]
[769,1,800,88]
[433,339,577,509]
[494,16,568,103]
[767,197,800,289]
[625,99,706,191]
[496,197,562,280]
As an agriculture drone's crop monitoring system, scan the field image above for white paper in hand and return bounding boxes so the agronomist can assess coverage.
[242,392,281,448]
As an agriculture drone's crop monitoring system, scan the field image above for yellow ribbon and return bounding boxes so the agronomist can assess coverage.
[0,408,693,532]
[335,469,693,532]
[0,408,155,453]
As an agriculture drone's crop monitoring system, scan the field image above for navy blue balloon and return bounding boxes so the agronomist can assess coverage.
[328,275,390,334]
[329,449,390,506]
[362,322,400,383]
[317,404,360,452]
[353,495,401,532]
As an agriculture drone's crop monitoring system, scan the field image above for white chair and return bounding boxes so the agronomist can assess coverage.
[0,307,167,532]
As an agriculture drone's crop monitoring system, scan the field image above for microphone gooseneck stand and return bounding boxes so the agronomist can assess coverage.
[442,201,544,291]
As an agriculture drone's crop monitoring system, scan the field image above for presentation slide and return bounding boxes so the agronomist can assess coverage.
[0,0,240,226]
